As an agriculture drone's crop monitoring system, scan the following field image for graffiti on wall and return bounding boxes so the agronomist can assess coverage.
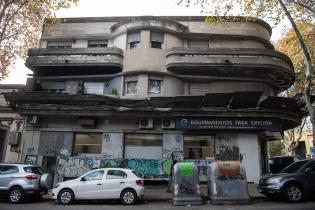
[102,133,123,159]
[215,135,240,161]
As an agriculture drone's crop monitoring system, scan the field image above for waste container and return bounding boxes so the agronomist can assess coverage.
[172,162,202,206]
[207,161,250,204]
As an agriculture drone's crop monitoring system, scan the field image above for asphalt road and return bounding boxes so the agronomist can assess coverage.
[0,199,315,210]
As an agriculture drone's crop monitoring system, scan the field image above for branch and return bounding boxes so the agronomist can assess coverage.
[0,0,28,43]
[291,0,315,18]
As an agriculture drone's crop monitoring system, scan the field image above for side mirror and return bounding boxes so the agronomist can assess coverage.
[305,167,312,174]
[81,177,87,181]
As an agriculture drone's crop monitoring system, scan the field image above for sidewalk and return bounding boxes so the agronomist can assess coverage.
[142,183,265,201]
[44,183,265,201]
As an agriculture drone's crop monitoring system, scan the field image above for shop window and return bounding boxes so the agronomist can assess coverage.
[107,170,127,179]
[73,133,102,156]
[47,41,72,48]
[124,134,163,159]
[150,31,164,49]
[84,82,104,94]
[188,40,209,48]
[148,79,161,94]
[127,32,140,49]
[88,40,108,48]
[184,135,215,159]
[124,76,138,95]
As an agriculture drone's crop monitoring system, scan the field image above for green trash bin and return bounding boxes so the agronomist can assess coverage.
[172,162,202,206]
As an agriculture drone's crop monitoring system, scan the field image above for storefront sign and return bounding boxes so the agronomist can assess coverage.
[176,117,280,131]
[25,155,38,165]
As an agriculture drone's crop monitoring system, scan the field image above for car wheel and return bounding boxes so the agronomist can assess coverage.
[58,189,74,205]
[285,184,304,203]
[8,187,24,204]
[120,189,137,205]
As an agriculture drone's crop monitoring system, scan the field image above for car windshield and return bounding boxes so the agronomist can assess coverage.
[280,160,308,174]
[23,166,43,175]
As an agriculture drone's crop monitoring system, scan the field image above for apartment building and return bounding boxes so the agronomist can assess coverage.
[4,16,304,184]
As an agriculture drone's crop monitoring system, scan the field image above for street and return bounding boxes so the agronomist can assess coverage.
[0,199,314,210]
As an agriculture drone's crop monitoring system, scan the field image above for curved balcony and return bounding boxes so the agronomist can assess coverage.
[111,16,188,34]
[166,47,294,90]
[26,48,124,76]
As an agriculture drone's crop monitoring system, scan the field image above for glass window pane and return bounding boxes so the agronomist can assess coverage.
[84,170,104,181]
[149,80,161,94]
[0,166,19,174]
[88,40,108,48]
[126,81,137,94]
[107,170,127,179]
[74,133,102,155]
[151,41,162,49]
[125,134,162,146]
[184,135,215,159]
[129,41,140,49]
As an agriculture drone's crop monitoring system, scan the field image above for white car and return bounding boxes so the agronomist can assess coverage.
[52,168,144,205]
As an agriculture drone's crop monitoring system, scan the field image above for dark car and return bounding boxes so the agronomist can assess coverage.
[258,159,315,202]
[269,156,303,174]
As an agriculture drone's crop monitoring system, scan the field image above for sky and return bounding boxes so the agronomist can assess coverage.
[0,0,288,85]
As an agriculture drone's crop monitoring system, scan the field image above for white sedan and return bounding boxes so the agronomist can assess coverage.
[52,168,144,205]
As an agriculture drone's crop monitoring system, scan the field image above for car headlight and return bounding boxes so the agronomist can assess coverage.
[266,177,282,184]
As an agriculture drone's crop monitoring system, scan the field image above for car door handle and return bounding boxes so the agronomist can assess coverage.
[120,181,125,184]
[97,183,102,185]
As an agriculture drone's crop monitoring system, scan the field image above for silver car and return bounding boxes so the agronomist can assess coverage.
[0,163,52,203]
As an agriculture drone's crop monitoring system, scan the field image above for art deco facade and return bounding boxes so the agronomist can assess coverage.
[4,16,304,184]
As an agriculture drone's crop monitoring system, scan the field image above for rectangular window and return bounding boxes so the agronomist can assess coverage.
[73,133,102,156]
[127,32,140,49]
[184,135,215,159]
[84,82,104,94]
[150,31,164,49]
[148,79,161,94]
[124,134,163,159]
[88,40,108,48]
[188,40,209,48]
[47,41,72,48]
[124,76,138,95]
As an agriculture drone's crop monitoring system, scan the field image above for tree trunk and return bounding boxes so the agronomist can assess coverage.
[278,0,315,155]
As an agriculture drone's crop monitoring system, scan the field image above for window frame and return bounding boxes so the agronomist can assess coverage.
[150,31,164,49]
[148,79,162,95]
[88,40,108,48]
[83,170,104,181]
[73,133,103,156]
[47,41,72,49]
[0,165,19,175]
[183,135,215,160]
[106,170,127,180]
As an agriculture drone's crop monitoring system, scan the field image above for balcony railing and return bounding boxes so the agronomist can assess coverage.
[166,47,294,90]
[26,48,124,75]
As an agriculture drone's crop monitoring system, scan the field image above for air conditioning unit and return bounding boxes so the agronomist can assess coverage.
[26,115,38,124]
[139,118,154,129]
[161,119,175,129]
[9,132,21,146]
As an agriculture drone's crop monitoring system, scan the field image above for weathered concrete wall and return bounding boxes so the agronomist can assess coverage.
[72,40,87,48]
[102,133,123,158]
[210,82,275,96]
[123,30,167,72]
[112,33,126,50]
[238,134,261,183]
[179,21,270,41]
[208,40,265,48]
[163,76,185,96]
[38,131,73,156]
[215,134,240,161]
[165,33,184,49]
[21,130,41,163]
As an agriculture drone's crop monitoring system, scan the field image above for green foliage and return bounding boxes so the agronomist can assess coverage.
[268,140,285,157]
[0,0,79,79]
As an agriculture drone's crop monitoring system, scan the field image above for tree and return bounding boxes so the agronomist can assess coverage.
[268,140,284,157]
[0,0,79,79]
[276,22,315,154]
[178,0,315,152]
